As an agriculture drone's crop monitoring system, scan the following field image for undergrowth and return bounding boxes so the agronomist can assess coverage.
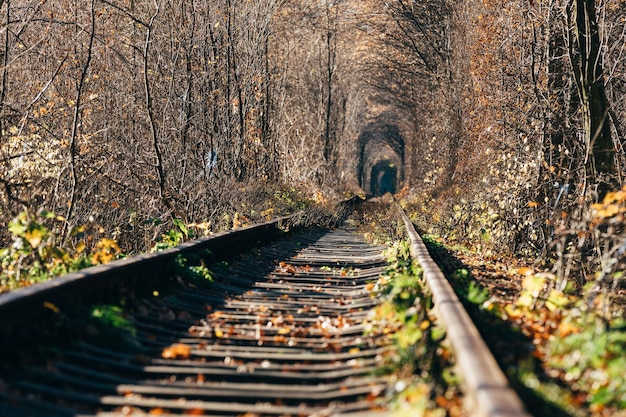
[0,185,325,293]
[355,204,463,416]
[505,273,626,415]
[410,189,626,417]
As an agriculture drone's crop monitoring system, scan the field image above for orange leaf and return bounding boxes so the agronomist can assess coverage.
[184,408,205,415]
[161,343,192,359]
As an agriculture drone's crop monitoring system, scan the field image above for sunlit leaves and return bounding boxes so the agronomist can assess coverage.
[497,266,626,412]
[547,317,626,411]
[91,238,121,264]
[75,240,86,254]
[591,186,626,224]
[545,289,569,312]
[1,210,121,291]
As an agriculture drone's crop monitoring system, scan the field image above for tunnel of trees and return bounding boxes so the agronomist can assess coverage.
[1,0,625,289]
[2,2,626,413]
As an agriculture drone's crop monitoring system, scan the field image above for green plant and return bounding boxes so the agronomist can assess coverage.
[467,280,489,305]
[546,309,626,412]
[448,266,490,307]
[367,238,461,415]
[503,269,626,414]
[88,304,141,352]
[0,211,119,291]
[152,218,190,252]
[91,305,136,336]
[273,188,310,212]
[174,253,213,285]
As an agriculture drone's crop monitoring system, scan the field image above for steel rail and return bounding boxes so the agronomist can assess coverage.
[0,213,301,344]
[0,198,533,417]
[0,224,393,416]
[399,207,531,417]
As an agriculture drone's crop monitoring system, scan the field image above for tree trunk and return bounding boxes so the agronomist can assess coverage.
[569,0,615,198]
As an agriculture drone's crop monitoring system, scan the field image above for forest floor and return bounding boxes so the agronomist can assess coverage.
[424,235,626,417]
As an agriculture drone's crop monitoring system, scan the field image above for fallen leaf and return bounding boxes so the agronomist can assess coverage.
[162,343,192,359]
[184,408,205,415]
[43,301,60,314]
[277,327,291,335]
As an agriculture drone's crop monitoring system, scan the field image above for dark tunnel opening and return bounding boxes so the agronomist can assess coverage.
[370,161,397,196]
[357,119,405,196]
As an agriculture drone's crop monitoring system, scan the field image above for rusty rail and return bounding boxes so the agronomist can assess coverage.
[0,214,393,416]
[399,207,531,417]
[0,213,301,344]
[0,201,534,416]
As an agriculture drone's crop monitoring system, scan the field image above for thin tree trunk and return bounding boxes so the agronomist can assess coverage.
[322,0,336,164]
[143,0,173,213]
[64,0,96,239]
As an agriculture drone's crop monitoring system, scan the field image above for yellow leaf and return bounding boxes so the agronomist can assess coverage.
[523,274,546,296]
[516,292,535,308]
[75,240,86,254]
[70,225,85,237]
[25,227,47,248]
[546,289,569,311]
[504,303,520,318]
[277,327,291,335]
[595,204,621,219]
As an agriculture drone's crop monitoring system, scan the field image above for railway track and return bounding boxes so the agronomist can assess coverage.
[0,206,530,417]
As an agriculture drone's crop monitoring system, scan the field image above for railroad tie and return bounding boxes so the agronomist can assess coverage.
[0,228,395,416]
